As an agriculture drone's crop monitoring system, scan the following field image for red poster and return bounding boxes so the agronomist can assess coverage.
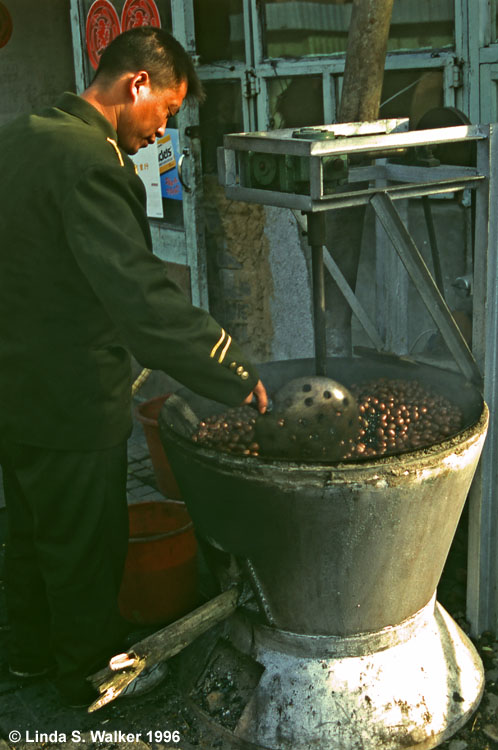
[0,2,13,49]
[86,0,121,70]
[121,0,161,31]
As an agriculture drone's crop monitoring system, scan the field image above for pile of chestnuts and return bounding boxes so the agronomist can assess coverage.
[190,377,463,461]
[191,405,260,456]
[342,377,463,459]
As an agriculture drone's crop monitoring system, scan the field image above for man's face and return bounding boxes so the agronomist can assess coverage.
[117,77,188,155]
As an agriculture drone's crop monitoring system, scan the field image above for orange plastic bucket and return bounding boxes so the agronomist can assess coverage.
[135,394,181,499]
[119,499,198,625]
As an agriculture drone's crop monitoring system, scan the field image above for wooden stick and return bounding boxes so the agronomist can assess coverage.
[88,587,240,712]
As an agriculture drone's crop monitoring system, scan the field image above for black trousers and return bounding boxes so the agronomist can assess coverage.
[0,440,130,696]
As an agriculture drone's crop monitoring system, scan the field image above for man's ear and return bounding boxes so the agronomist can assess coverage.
[128,71,151,103]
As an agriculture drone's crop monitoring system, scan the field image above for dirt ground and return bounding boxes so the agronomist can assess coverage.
[436,515,498,750]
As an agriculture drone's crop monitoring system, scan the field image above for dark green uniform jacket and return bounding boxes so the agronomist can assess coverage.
[0,93,258,450]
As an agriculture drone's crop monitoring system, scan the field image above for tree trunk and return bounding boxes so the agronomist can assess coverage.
[339,0,395,123]
[324,0,394,356]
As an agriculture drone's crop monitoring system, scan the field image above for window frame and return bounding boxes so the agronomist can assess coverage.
[196,0,469,133]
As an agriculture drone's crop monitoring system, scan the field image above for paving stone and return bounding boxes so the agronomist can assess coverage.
[127,485,158,500]
[128,470,150,482]
[126,477,143,489]
[133,467,155,478]
[132,468,154,479]
[138,479,158,490]
[128,446,150,460]
[127,454,149,466]
[129,472,156,486]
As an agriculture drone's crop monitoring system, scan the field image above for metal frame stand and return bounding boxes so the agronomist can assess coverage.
[370,191,481,384]
[466,124,498,635]
[307,212,327,375]
[219,120,498,636]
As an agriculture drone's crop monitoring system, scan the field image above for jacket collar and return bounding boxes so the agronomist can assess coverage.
[55,92,117,140]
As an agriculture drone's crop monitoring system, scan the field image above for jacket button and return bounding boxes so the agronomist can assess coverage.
[241,371,249,380]
[236,366,244,375]
[229,361,237,370]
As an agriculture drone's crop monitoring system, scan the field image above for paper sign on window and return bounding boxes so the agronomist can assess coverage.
[158,130,183,201]
[130,141,164,219]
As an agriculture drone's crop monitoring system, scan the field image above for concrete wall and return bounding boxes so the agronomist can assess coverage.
[0,0,75,127]
[204,175,275,364]
[266,206,315,361]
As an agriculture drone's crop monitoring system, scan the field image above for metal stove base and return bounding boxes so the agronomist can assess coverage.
[179,598,483,750]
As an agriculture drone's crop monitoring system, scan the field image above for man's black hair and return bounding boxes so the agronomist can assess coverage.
[94,27,204,103]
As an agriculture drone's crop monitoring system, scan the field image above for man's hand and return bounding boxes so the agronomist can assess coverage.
[243,379,268,414]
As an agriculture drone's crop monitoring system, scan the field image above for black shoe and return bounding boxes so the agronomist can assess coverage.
[119,662,168,698]
[8,662,54,679]
[59,680,99,710]
[60,662,168,709]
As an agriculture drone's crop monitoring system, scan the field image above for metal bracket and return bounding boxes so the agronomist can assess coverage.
[292,210,385,352]
[178,147,192,193]
[453,58,464,89]
[244,68,261,99]
[370,191,482,387]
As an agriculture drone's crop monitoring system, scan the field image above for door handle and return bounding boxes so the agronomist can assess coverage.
[178,147,192,193]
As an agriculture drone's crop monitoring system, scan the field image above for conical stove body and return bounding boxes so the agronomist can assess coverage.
[159,357,488,750]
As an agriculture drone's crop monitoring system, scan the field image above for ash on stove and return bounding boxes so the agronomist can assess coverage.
[190,639,263,731]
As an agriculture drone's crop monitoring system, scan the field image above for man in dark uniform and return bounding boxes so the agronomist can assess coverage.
[0,27,267,707]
